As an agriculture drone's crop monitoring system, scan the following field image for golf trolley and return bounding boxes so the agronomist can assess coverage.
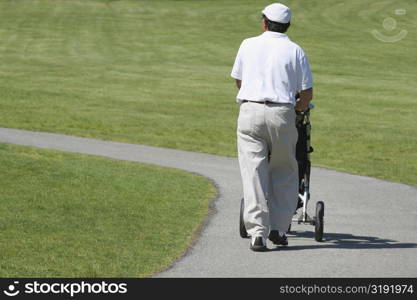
[239,104,325,242]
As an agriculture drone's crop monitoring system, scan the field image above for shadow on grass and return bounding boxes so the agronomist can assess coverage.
[268,231,417,251]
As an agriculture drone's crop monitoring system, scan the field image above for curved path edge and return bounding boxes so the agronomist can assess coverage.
[1,127,416,277]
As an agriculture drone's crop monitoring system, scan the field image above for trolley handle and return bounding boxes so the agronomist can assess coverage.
[296,103,314,116]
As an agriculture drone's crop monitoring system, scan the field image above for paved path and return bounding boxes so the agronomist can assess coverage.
[1,127,416,277]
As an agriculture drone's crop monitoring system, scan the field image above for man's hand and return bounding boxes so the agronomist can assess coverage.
[295,98,310,112]
[235,79,241,89]
[295,88,313,112]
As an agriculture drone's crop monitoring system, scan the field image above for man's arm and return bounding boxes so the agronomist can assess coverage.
[235,79,241,89]
[295,88,313,112]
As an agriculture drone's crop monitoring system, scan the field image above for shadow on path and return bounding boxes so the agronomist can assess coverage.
[268,231,417,251]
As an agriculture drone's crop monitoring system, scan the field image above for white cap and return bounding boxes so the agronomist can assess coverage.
[262,3,291,23]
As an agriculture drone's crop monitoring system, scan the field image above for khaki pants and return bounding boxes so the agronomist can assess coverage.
[237,101,299,239]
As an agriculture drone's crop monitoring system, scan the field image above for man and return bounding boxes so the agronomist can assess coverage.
[231,3,313,251]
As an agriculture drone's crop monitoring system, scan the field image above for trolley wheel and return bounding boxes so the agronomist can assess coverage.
[314,201,324,242]
[239,198,249,238]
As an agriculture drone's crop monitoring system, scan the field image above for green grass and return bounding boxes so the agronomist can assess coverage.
[0,143,215,277]
[0,0,416,185]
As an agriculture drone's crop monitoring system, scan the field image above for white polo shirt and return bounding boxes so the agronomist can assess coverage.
[231,31,313,105]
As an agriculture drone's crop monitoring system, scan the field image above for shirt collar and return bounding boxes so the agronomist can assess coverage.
[261,31,288,39]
